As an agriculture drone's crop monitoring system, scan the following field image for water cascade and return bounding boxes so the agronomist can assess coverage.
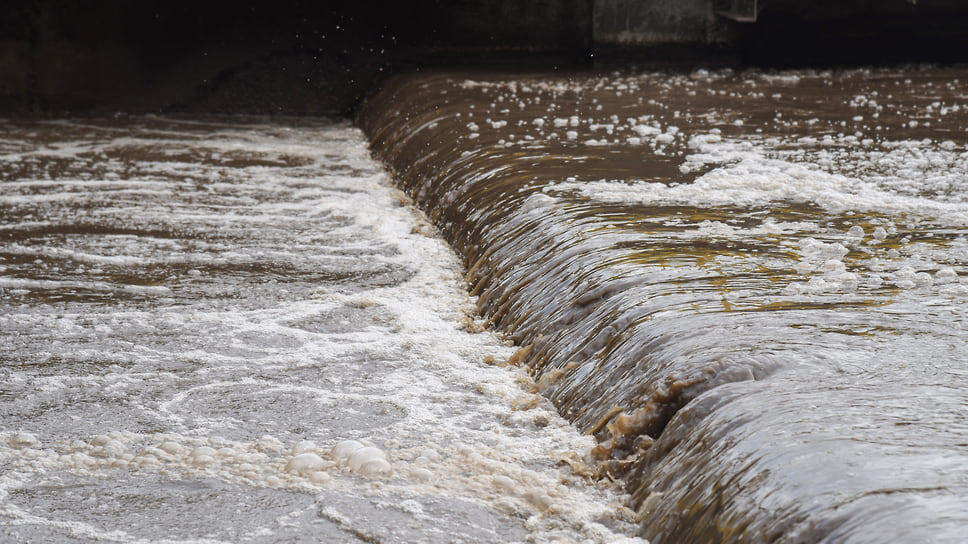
[359,68,968,542]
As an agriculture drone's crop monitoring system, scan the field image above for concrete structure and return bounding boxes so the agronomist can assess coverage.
[594,0,728,47]
[2,0,967,115]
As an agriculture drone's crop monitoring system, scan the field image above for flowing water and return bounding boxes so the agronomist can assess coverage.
[359,67,968,543]
[0,117,644,543]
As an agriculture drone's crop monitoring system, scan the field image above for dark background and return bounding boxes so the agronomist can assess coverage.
[1,0,966,116]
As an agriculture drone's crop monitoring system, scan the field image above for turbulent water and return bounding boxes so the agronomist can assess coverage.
[359,67,968,543]
[0,117,644,543]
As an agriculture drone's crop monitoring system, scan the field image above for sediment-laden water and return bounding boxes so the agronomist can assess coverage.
[0,117,644,543]
[359,67,968,543]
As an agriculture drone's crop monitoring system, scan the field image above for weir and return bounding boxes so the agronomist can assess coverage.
[5,2,968,542]
[358,69,968,542]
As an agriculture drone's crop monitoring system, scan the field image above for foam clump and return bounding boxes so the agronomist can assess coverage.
[93,439,127,457]
[332,440,391,478]
[821,260,846,273]
[9,432,41,449]
[358,457,392,477]
[411,467,434,482]
[800,238,849,260]
[158,441,186,455]
[348,446,387,472]
[285,452,328,476]
[891,266,934,289]
[416,448,440,463]
[493,475,516,491]
[292,440,317,455]
[520,193,556,214]
[64,452,95,469]
[845,225,865,245]
[189,446,218,466]
[332,440,365,463]
[935,267,959,284]
[255,435,285,452]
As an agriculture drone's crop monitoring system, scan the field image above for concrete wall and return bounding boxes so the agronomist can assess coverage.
[3,0,968,115]
[594,0,727,46]
[0,1,589,115]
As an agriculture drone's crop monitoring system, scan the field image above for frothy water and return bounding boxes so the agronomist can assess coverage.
[0,117,643,543]
[359,67,968,542]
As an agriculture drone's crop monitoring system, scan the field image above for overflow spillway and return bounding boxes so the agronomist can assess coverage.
[359,69,968,542]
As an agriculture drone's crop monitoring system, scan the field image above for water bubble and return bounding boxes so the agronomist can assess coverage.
[286,452,327,476]
[412,467,434,482]
[158,441,185,455]
[493,475,516,491]
[845,225,865,244]
[9,432,41,449]
[292,440,317,455]
[359,458,392,477]
[332,440,365,463]
[935,267,958,284]
[347,446,386,472]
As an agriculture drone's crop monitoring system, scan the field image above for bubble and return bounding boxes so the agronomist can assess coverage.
[255,435,285,452]
[190,446,218,466]
[158,441,185,455]
[191,446,217,458]
[412,467,434,482]
[310,471,332,483]
[332,440,365,463]
[821,260,846,273]
[524,490,553,510]
[845,225,865,244]
[98,439,127,457]
[359,458,392,478]
[9,432,41,449]
[192,455,216,466]
[347,446,387,472]
[493,475,516,491]
[292,440,317,455]
[935,267,958,284]
[69,452,95,468]
[417,448,440,462]
[914,272,934,287]
[285,452,327,476]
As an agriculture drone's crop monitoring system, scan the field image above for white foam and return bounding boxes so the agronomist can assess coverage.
[285,452,328,476]
[0,118,648,543]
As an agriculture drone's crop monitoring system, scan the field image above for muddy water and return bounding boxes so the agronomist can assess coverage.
[359,67,968,542]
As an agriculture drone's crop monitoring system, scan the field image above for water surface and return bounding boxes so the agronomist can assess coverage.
[0,117,642,543]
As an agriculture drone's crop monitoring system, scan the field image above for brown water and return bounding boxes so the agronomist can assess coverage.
[359,67,968,543]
